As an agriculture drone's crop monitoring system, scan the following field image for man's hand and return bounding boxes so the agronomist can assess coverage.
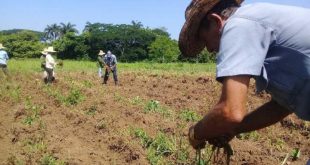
[191,76,250,145]
[188,126,206,150]
[208,135,234,148]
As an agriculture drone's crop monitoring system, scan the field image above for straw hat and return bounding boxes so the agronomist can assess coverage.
[179,0,244,57]
[45,46,57,53]
[0,43,6,49]
[98,50,106,56]
[41,48,48,55]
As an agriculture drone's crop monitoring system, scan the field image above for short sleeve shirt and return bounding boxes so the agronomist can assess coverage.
[0,50,9,65]
[217,3,310,120]
[104,54,117,67]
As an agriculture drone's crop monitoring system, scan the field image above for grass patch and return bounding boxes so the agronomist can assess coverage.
[144,100,171,117]
[179,109,202,122]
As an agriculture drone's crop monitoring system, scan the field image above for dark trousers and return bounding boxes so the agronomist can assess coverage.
[45,68,54,84]
[0,64,8,76]
[104,67,118,85]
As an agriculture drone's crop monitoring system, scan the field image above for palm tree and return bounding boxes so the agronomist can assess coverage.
[44,23,61,41]
[59,22,78,36]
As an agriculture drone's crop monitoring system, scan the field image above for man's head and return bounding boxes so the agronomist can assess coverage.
[179,0,244,57]
[107,51,112,55]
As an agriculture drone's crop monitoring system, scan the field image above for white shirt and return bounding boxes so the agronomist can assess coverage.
[45,54,56,69]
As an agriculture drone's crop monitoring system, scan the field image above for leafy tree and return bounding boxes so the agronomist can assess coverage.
[0,31,45,58]
[59,22,78,37]
[149,36,180,63]
[53,32,89,60]
[44,24,61,41]
[178,49,216,63]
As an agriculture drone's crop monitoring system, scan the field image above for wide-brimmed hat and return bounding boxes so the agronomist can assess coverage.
[98,50,106,56]
[0,43,6,49]
[41,48,48,55]
[179,0,244,57]
[45,46,57,53]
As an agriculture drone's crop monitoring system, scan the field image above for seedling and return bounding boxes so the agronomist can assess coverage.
[179,109,201,122]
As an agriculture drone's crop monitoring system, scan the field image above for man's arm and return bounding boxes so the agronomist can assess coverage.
[193,76,250,141]
[190,76,292,149]
[235,100,292,134]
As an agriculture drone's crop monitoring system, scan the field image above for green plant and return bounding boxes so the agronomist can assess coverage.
[179,109,201,122]
[40,154,66,165]
[144,100,171,117]
[96,120,107,130]
[130,96,143,105]
[237,131,260,141]
[132,128,153,148]
[291,148,301,161]
[85,105,97,116]
[151,133,175,156]
[64,88,84,106]
[23,98,41,125]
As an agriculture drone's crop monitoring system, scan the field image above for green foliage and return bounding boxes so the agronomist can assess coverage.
[179,109,202,122]
[149,36,180,63]
[131,128,175,165]
[144,100,171,117]
[23,98,42,125]
[0,31,45,58]
[53,32,90,60]
[291,148,301,160]
[179,49,216,63]
[64,88,84,106]
[237,131,260,141]
[40,154,66,165]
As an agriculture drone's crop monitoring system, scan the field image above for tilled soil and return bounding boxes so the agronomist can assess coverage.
[0,71,309,165]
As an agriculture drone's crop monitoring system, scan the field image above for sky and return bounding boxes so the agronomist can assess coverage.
[0,0,310,39]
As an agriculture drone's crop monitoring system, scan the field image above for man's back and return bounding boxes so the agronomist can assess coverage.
[217,3,310,120]
[232,3,310,57]
[0,50,9,65]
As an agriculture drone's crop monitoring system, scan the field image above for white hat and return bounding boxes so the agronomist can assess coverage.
[107,51,112,54]
[0,43,6,49]
[41,48,48,55]
[45,46,57,53]
[98,50,106,56]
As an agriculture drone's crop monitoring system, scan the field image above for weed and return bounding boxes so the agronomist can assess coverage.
[85,105,97,116]
[113,93,126,102]
[96,120,107,130]
[64,88,84,106]
[7,155,24,165]
[269,138,285,150]
[40,154,66,165]
[132,128,153,148]
[179,109,201,122]
[83,80,93,88]
[130,96,143,105]
[23,98,41,125]
[144,100,171,117]
[237,131,260,141]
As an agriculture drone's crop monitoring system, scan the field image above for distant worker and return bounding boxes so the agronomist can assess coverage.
[0,43,9,77]
[103,51,118,85]
[97,50,105,78]
[41,47,57,84]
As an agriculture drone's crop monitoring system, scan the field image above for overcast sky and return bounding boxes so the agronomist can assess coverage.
[0,0,309,39]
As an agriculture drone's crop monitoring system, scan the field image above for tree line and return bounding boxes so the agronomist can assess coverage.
[0,21,215,63]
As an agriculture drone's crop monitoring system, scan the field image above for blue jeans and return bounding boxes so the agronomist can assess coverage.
[104,67,118,85]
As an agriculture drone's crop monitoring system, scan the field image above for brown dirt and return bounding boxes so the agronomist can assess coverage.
[0,71,309,165]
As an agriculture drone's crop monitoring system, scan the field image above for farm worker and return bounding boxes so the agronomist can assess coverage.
[179,0,310,151]
[97,50,105,78]
[103,51,118,85]
[42,47,57,84]
[0,43,9,76]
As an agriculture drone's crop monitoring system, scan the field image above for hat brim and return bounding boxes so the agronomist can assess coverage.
[0,46,6,49]
[179,0,220,57]
[98,53,105,56]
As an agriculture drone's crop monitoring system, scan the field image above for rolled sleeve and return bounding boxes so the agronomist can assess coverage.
[216,17,274,81]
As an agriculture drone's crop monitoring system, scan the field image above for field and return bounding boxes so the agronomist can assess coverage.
[0,60,309,165]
